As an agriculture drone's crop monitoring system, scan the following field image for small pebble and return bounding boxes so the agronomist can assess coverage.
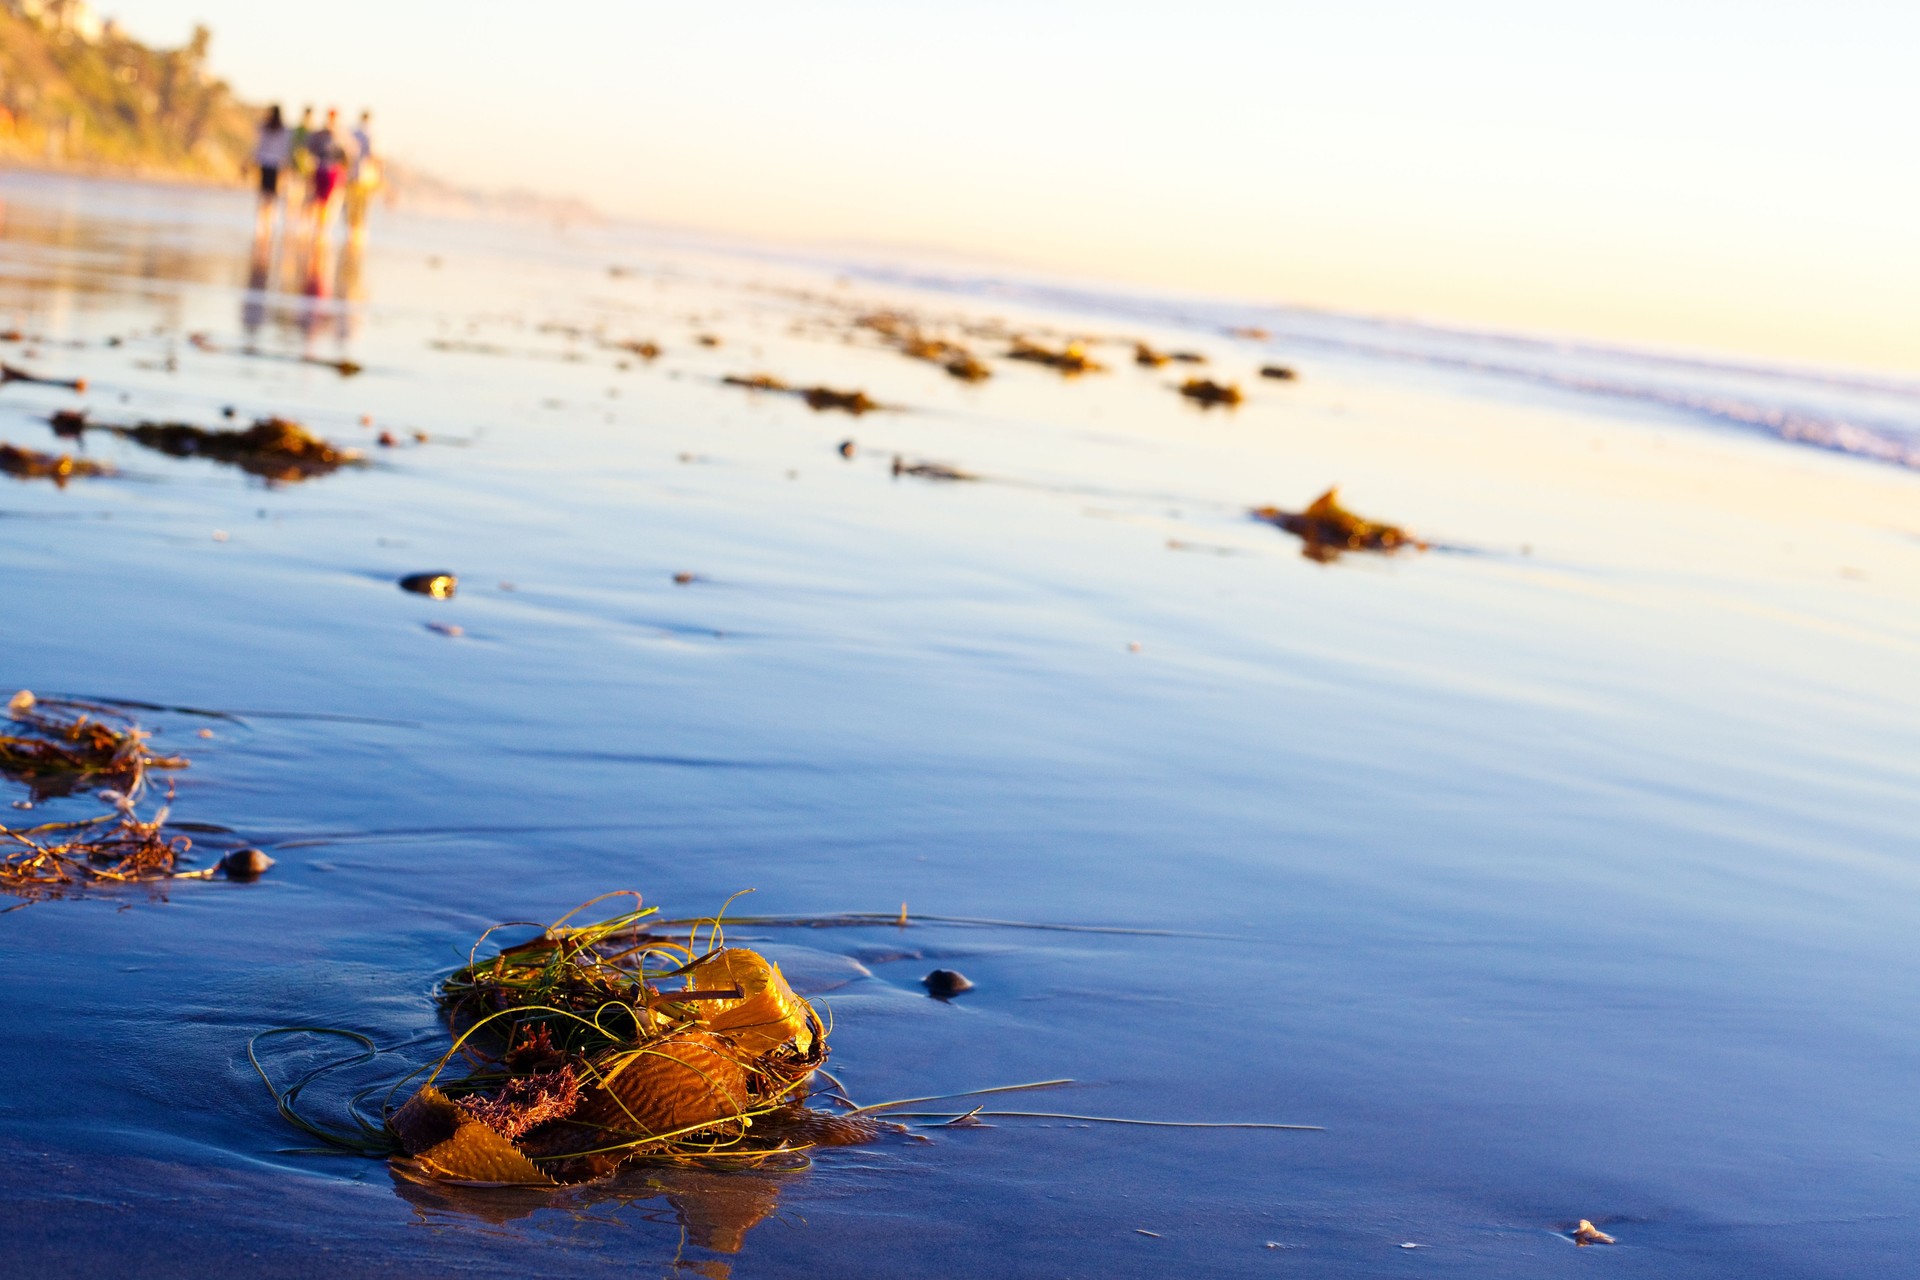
[1572,1220,1616,1246]
[922,969,974,998]
[377,430,398,447]
[673,572,698,585]
[426,621,464,637]
[837,439,857,459]
[399,572,457,599]
[220,848,274,880]
[196,728,215,739]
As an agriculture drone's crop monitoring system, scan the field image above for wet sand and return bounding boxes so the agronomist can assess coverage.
[1,171,1918,1277]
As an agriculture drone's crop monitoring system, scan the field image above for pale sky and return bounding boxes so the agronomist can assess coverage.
[106,1,1920,374]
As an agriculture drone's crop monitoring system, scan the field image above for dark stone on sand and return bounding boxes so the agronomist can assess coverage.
[399,572,458,599]
[922,969,974,998]
[838,439,857,459]
[1260,365,1297,381]
[221,848,274,880]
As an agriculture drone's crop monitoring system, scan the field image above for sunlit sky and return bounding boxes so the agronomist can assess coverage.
[106,1,1920,373]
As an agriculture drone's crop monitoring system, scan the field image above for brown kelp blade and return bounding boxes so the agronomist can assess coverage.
[390,1086,555,1186]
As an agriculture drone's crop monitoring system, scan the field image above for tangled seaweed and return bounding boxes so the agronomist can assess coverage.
[0,790,195,893]
[0,691,268,897]
[1,691,185,802]
[1253,487,1428,562]
[0,442,112,486]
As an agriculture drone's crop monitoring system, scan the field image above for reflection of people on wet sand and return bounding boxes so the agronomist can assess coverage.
[249,105,291,238]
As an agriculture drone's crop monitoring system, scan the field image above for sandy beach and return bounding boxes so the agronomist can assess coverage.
[1,171,1918,1277]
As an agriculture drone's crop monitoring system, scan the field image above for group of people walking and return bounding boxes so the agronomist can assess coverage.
[250,105,379,239]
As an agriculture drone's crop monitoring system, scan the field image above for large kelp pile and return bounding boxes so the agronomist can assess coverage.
[1253,487,1428,562]
[255,896,1325,1207]
[363,896,875,1187]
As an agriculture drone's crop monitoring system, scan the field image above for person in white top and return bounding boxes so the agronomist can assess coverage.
[250,104,292,235]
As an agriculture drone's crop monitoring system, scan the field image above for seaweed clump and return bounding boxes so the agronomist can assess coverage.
[1178,378,1243,407]
[372,896,874,1186]
[856,313,993,382]
[0,691,255,896]
[116,418,362,482]
[0,691,185,802]
[1252,487,1427,562]
[0,795,194,893]
[721,376,879,415]
[801,386,876,415]
[1007,338,1104,375]
[0,443,112,486]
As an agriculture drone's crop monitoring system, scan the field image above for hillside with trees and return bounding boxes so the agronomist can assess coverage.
[0,2,256,181]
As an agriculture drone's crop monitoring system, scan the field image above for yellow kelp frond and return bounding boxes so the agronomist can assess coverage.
[682,948,817,1058]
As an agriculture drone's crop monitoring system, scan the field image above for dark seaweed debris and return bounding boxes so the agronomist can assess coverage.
[801,386,876,414]
[1,362,85,391]
[1006,338,1104,375]
[1178,378,1243,407]
[722,373,788,392]
[891,456,977,482]
[115,417,363,482]
[1260,365,1298,381]
[722,375,879,414]
[856,312,993,382]
[0,442,112,485]
[1134,342,1171,368]
[1253,487,1427,562]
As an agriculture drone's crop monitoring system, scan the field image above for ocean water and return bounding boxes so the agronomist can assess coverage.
[0,171,1916,1278]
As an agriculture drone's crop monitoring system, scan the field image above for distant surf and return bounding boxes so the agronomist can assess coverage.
[844,265,1920,472]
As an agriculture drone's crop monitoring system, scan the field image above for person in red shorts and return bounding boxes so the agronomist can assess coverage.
[305,108,347,231]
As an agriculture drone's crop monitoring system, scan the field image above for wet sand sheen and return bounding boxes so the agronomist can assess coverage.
[0,172,1917,1277]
